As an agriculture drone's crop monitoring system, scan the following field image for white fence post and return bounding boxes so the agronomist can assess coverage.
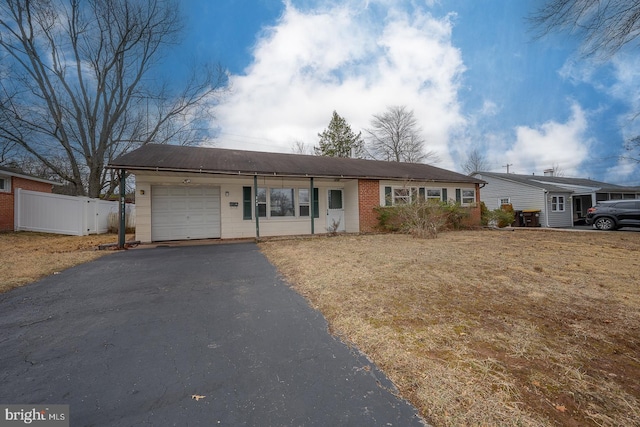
[14,188,21,231]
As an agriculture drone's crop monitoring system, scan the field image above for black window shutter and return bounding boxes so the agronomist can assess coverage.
[455,188,461,203]
[243,186,252,220]
[385,186,392,206]
[442,188,448,202]
[313,188,319,218]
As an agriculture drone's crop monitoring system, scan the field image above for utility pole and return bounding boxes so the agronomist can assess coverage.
[502,163,513,173]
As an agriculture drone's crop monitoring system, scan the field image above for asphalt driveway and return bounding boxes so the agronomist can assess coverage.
[0,242,425,426]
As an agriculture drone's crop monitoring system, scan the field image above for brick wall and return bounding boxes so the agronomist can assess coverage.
[0,191,12,232]
[358,179,380,232]
[460,184,482,228]
[0,177,53,232]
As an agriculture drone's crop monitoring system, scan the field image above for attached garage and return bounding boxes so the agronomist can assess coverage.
[151,186,221,241]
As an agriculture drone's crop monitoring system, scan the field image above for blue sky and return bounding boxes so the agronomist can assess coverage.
[167,0,640,185]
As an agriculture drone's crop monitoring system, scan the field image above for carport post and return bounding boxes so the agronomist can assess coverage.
[310,177,314,235]
[254,175,260,240]
[118,169,126,249]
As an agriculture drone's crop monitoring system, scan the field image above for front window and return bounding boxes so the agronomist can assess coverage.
[551,196,565,212]
[426,189,441,202]
[462,189,475,204]
[270,188,295,217]
[257,188,267,217]
[0,177,8,192]
[499,197,511,205]
[393,188,411,205]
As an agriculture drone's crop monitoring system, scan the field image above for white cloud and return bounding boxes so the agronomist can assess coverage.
[212,1,466,168]
[504,103,592,176]
[604,157,640,186]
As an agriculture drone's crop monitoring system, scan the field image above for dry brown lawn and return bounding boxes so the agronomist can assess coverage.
[260,229,640,427]
[0,231,133,293]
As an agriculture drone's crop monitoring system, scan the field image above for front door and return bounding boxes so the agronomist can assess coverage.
[327,189,345,233]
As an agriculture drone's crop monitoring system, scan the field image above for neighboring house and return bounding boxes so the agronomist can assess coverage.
[109,144,485,242]
[0,165,61,232]
[472,171,640,227]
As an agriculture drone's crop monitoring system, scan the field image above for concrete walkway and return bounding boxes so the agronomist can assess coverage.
[0,243,425,426]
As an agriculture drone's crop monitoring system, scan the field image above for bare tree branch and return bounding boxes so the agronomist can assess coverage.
[0,0,227,197]
[530,0,640,59]
[461,148,490,175]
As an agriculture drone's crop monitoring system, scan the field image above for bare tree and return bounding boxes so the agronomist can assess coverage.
[0,0,227,198]
[550,163,565,177]
[530,1,640,164]
[624,135,640,163]
[365,105,439,164]
[290,140,313,155]
[461,148,490,175]
[530,0,640,59]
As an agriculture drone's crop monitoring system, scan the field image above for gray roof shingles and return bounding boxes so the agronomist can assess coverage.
[109,144,484,184]
[476,171,639,193]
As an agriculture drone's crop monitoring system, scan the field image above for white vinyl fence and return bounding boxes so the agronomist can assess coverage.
[14,188,135,236]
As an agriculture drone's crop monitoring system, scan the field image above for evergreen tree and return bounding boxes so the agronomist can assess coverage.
[315,111,365,158]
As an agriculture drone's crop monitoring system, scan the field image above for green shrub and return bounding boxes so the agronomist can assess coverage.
[486,207,515,228]
[480,201,490,226]
[375,200,470,238]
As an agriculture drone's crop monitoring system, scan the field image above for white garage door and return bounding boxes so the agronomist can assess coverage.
[151,186,221,241]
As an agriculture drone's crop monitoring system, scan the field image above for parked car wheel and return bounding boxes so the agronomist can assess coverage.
[594,217,616,231]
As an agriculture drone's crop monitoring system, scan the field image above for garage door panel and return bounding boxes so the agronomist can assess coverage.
[151,186,220,241]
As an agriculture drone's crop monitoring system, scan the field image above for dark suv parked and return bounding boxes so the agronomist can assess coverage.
[586,200,640,230]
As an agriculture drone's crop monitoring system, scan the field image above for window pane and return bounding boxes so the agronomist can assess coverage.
[393,188,410,205]
[299,189,309,204]
[257,188,266,203]
[462,189,475,204]
[299,189,310,216]
[270,188,295,216]
[426,189,441,201]
[329,189,343,209]
[257,187,267,217]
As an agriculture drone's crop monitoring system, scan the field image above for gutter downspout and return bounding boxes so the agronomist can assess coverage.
[310,177,314,235]
[543,190,550,228]
[254,175,260,241]
[118,169,126,249]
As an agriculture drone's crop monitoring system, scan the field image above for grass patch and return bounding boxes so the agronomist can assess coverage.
[260,230,640,426]
[0,231,133,293]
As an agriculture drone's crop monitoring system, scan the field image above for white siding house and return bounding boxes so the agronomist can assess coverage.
[110,145,484,242]
[473,172,640,228]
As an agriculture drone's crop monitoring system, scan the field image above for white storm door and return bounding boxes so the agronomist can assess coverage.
[327,189,345,232]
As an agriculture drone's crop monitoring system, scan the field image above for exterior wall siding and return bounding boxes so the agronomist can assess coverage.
[545,192,574,227]
[0,176,53,232]
[135,173,356,242]
[475,174,576,227]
